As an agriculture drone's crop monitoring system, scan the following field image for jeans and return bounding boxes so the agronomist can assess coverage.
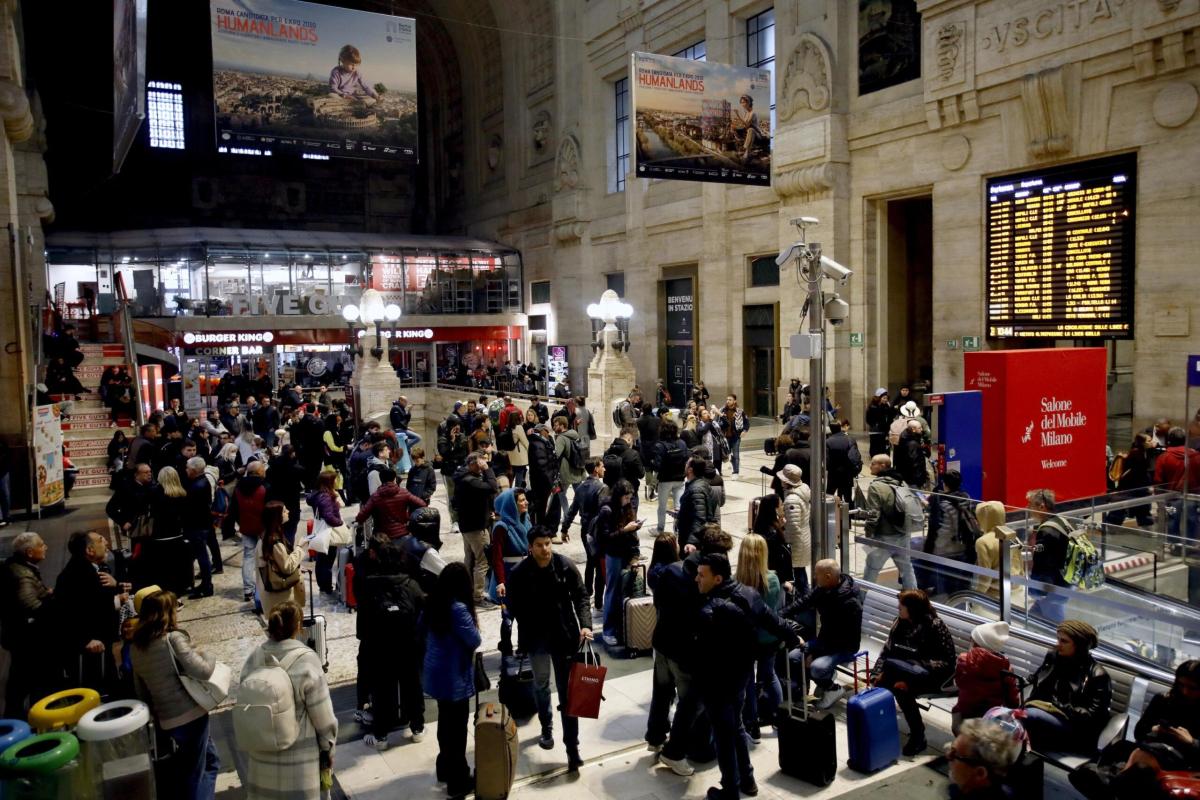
[730,438,742,474]
[657,480,684,533]
[185,530,213,593]
[530,649,578,749]
[863,536,917,590]
[1021,706,1073,752]
[1167,498,1200,540]
[0,471,10,521]
[436,698,471,792]
[163,714,219,800]
[401,429,421,448]
[442,475,458,523]
[743,650,782,727]
[706,676,753,794]
[462,529,490,602]
[241,535,257,595]
[602,555,626,640]
[788,643,856,691]
[647,650,705,758]
[512,465,527,489]
[1029,584,1068,624]
[876,659,934,740]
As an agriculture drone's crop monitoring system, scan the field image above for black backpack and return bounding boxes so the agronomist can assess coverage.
[955,497,982,563]
[565,436,586,471]
[602,449,624,486]
[497,426,516,451]
[659,440,688,476]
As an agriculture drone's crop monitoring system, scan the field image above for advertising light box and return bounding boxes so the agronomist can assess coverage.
[965,348,1107,507]
[210,0,417,161]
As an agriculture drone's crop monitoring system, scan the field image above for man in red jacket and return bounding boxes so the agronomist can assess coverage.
[224,460,268,602]
[1154,427,1200,540]
[355,466,427,540]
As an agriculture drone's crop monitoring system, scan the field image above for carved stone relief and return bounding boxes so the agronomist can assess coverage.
[1152,82,1198,128]
[1020,66,1073,159]
[935,22,965,82]
[532,110,552,154]
[554,134,580,192]
[779,34,831,122]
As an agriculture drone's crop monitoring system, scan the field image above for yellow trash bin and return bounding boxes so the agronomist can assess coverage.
[26,690,101,733]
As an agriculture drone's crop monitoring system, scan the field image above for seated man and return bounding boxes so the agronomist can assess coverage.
[870,589,957,756]
[781,558,863,709]
[1023,619,1112,755]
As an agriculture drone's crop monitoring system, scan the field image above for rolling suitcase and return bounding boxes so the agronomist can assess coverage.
[302,571,328,672]
[748,496,763,531]
[336,545,354,609]
[846,652,900,773]
[623,594,655,656]
[496,608,536,721]
[777,646,836,786]
[474,700,518,800]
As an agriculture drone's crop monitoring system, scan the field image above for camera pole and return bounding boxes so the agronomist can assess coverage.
[800,234,830,564]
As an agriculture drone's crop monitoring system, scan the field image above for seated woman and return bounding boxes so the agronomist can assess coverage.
[870,589,957,756]
[1070,659,1199,800]
[1023,619,1112,755]
[953,621,1020,733]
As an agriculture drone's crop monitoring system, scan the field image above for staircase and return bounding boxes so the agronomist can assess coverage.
[51,342,135,503]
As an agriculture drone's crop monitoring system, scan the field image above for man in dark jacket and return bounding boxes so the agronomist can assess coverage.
[390,396,420,447]
[404,446,438,503]
[105,462,153,541]
[55,531,130,692]
[1026,487,1071,623]
[223,461,269,602]
[637,406,662,496]
[127,423,159,468]
[893,419,928,488]
[782,559,864,709]
[184,457,217,597]
[437,419,469,532]
[695,553,799,800]
[453,452,499,606]
[676,457,717,552]
[506,527,591,772]
[252,397,280,448]
[770,427,812,495]
[526,424,561,530]
[1,533,60,715]
[562,458,606,601]
[825,421,863,505]
[652,421,689,534]
[356,467,427,539]
[647,526,732,772]
[603,427,645,500]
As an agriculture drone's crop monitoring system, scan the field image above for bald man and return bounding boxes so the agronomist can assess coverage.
[781,559,864,710]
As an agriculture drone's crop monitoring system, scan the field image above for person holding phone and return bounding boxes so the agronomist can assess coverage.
[596,479,642,648]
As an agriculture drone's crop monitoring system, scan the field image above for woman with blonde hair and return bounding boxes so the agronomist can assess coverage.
[149,466,192,594]
[241,601,337,799]
[131,590,220,799]
[973,500,1023,597]
[736,532,783,742]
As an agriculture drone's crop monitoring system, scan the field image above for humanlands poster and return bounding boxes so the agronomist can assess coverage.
[210,0,417,160]
[630,52,772,186]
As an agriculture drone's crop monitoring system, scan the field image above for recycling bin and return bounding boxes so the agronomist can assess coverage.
[26,690,100,733]
[0,732,83,800]
[0,722,30,755]
[75,701,154,800]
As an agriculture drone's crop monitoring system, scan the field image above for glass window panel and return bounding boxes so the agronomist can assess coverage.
[615,77,630,192]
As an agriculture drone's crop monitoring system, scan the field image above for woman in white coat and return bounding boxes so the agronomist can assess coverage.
[778,463,812,596]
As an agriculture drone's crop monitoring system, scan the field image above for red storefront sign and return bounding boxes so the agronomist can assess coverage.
[965,347,1107,506]
[174,325,523,347]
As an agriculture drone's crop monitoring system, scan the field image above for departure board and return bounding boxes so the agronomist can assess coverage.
[986,154,1136,340]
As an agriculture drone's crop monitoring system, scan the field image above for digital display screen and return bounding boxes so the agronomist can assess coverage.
[986,154,1135,340]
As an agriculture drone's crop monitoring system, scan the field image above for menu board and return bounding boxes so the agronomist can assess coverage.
[986,154,1135,340]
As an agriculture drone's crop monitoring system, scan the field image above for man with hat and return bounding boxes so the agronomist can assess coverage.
[778,464,813,595]
[866,387,894,457]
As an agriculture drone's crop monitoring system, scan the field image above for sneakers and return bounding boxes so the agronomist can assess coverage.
[363,733,388,751]
[745,724,762,744]
[243,592,254,602]
[740,780,759,797]
[902,736,927,757]
[815,685,846,710]
[566,749,583,772]
[601,634,619,649]
[410,728,425,743]
[659,754,694,777]
[538,728,555,750]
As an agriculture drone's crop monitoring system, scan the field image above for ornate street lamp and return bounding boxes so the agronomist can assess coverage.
[586,289,633,353]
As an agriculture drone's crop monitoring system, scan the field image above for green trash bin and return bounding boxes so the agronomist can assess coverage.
[0,732,83,800]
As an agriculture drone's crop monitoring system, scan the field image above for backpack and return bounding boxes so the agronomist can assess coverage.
[659,440,688,476]
[232,648,308,752]
[369,574,424,636]
[954,498,982,563]
[488,399,505,425]
[565,436,586,472]
[1107,452,1127,484]
[1061,529,1104,590]
[211,485,229,526]
[496,426,516,452]
[612,402,624,428]
[886,482,925,534]
[603,449,624,486]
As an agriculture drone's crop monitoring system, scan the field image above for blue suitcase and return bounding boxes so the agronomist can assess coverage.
[846,653,900,773]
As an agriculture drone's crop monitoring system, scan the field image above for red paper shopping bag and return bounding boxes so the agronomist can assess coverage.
[566,641,606,719]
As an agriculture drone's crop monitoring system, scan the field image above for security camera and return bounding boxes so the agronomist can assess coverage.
[775,241,804,267]
[824,294,849,325]
[819,255,853,285]
[790,216,820,227]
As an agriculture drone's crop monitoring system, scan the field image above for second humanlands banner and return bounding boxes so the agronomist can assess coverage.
[630,52,772,187]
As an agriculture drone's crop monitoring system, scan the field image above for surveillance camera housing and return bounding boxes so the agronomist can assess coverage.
[819,255,853,284]
[824,295,850,325]
[790,216,820,226]
[775,242,802,267]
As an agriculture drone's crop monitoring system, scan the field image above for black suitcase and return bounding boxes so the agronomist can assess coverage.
[776,647,837,786]
[497,608,536,722]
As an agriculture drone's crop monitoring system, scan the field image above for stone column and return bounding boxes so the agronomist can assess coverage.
[587,324,636,444]
[350,332,403,427]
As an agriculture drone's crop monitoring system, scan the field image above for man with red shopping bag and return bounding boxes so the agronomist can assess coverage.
[507,526,593,772]
[696,553,801,800]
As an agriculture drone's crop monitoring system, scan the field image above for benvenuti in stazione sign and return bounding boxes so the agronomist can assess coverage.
[965,348,1107,507]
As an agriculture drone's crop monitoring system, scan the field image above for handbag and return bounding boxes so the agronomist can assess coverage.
[473,651,491,693]
[129,513,154,541]
[259,543,301,593]
[566,640,606,719]
[327,523,353,548]
[309,518,333,554]
[166,633,231,711]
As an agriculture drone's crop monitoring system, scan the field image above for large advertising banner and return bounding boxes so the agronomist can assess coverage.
[33,404,65,507]
[210,0,417,161]
[965,348,1107,507]
[631,53,771,186]
[548,346,569,386]
[181,360,202,413]
[113,0,148,173]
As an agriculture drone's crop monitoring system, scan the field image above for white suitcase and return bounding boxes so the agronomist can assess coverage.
[304,571,328,671]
